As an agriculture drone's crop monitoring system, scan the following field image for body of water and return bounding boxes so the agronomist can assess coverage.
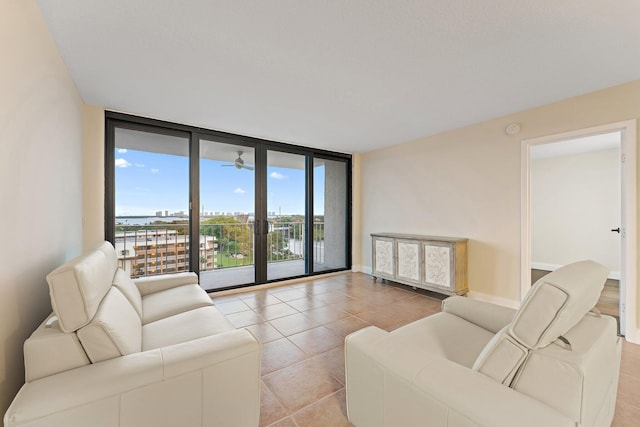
[116,216,187,225]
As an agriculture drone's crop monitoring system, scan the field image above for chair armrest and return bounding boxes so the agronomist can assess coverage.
[5,329,260,426]
[441,296,516,333]
[133,272,199,296]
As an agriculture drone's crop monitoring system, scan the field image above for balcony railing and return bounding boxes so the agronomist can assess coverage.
[115,221,325,278]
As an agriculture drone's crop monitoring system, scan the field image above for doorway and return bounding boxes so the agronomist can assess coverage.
[521,120,637,339]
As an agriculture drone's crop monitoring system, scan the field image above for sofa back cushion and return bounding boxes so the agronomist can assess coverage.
[46,242,118,333]
[112,268,143,319]
[77,287,142,363]
[472,326,528,385]
[509,260,608,349]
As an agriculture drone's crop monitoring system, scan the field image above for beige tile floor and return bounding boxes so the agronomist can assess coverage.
[211,272,640,427]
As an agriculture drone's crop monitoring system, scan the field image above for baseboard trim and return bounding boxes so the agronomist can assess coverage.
[210,270,349,297]
[624,328,640,345]
[352,265,372,275]
[532,262,620,281]
[467,291,520,309]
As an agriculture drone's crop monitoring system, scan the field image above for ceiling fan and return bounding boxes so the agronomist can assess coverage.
[221,151,254,170]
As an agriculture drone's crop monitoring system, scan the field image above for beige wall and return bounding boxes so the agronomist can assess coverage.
[531,148,621,275]
[0,0,84,415]
[358,80,640,310]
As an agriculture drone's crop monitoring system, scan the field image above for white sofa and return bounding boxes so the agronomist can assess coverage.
[4,242,261,427]
[346,260,621,427]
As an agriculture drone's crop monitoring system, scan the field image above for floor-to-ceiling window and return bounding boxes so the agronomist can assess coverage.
[313,157,348,272]
[106,112,351,292]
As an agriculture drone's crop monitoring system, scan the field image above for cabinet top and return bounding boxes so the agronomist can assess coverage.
[371,232,468,243]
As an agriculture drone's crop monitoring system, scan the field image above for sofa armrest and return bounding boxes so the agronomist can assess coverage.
[5,329,260,427]
[133,272,199,296]
[441,295,516,333]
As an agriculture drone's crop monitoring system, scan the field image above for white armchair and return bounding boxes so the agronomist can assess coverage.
[345,260,621,427]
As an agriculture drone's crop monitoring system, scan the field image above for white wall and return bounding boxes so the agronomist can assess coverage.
[0,0,83,415]
[531,148,620,275]
[357,80,640,311]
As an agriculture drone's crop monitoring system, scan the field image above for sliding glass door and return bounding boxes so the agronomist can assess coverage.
[199,138,255,290]
[313,157,348,271]
[266,150,308,281]
[106,112,351,292]
[111,126,191,278]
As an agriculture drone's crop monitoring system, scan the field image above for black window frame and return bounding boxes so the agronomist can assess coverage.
[105,111,352,292]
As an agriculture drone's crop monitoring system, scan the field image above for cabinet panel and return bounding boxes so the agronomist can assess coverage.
[373,237,395,278]
[397,240,421,284]
[424,244,452,289]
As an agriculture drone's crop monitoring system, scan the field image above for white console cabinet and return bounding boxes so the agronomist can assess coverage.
[371,233,468,296]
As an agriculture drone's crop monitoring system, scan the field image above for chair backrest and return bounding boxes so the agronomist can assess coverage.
[509,260,609,349]
[472,260,609,385]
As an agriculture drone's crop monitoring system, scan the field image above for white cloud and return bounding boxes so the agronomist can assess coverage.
[134,163,145,168]
[151,168,160,174]
[115,158,131,168]
[234,187,246,194]
[270,171,285,179]
[117,148,127,153]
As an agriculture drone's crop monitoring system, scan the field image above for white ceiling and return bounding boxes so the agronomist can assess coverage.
[36,0,640,154]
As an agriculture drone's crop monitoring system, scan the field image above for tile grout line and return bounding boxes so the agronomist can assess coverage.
[284,387,348,425]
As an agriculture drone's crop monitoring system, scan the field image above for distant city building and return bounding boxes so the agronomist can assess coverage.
[115,229,216,277]
[234,214,249,223]
[165,210,169,217]
[155,210,163,217]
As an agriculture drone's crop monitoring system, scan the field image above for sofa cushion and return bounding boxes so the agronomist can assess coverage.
[47,242,118,333]
[112,268,143,319]
[77,287,142,363]
[510,260,608,349]
[142,306,234,351]
[141,284,213,324]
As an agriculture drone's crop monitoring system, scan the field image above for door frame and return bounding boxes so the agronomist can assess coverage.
[520,120,637,342]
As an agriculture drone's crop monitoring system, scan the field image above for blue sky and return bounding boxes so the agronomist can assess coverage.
[115,149,324,216]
